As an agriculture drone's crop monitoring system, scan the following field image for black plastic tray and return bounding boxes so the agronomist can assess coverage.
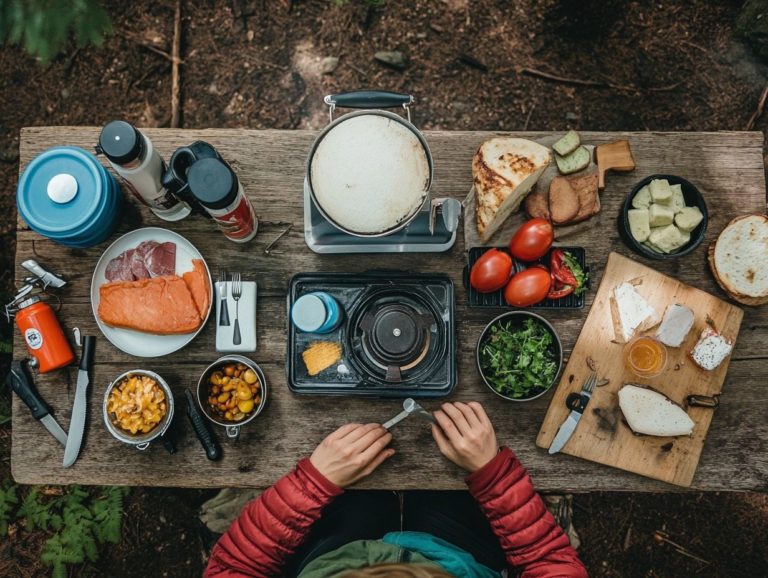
[464,246,589,309]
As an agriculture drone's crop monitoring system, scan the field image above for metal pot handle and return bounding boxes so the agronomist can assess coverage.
[136,442,150,451]
[226,425,241,440]
[324,90,414,122]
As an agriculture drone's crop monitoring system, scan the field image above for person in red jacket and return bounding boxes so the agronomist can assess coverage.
[205,401,588,578]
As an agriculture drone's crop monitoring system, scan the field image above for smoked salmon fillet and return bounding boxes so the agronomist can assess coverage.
[98,275,202,334]
[182,259,211,319]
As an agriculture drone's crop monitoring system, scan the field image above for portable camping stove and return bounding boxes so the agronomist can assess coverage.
[302,180,460,254]
[287,272,456,397]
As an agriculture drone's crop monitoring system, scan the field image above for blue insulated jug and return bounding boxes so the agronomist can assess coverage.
[17,146,122,248]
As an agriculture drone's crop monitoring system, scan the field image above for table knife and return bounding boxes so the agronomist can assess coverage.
[6,360,68,446]
[63,335,95,467]
[548,373,597,455]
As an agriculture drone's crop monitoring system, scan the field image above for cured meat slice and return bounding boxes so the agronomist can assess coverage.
[136,241,176,278]
[182,259,210,319]
[98,276,202,335]
[130,248,151,280]
[105,249,135,282]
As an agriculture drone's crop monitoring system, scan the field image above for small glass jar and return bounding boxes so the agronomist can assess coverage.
[624,336,667,378]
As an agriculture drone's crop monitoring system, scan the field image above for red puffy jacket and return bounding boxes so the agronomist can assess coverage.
[205,447,587,578]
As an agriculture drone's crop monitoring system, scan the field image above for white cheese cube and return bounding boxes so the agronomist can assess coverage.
[632,185,652,209]
[648,224,690,253]
[649,203,674,227]
[628,208,651,242]
[670,184,686,213]
[649,179,673,204]
[674,206,704,233]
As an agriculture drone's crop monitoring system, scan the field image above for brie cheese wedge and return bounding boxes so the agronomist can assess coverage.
[610,282,659,343]
[655,303,694,347]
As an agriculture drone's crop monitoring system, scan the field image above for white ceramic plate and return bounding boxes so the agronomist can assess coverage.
[91,227,212,357]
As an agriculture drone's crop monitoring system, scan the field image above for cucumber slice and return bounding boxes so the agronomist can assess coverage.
[555,145,590,175]
[552,130,581,156]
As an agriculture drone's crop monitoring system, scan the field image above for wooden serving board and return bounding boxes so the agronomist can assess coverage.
[536,252,744,487]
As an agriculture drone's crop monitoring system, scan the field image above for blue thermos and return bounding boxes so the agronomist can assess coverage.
[17,146,122,248]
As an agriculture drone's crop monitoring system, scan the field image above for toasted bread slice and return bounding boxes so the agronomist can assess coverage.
[524,190,551,220]
[474,138,551,241]
[569,173,600,223]
[549,176,579,224]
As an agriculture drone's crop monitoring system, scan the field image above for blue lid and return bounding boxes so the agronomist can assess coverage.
[291,294,327,333]
[17,146,107,236]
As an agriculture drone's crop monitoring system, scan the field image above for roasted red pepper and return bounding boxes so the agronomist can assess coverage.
[550,249,578,287]
[547,283,575,300]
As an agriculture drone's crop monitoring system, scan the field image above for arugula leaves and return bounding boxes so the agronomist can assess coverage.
[479,318,559,399]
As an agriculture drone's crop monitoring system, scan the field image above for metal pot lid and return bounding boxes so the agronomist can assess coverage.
[309,113,431,235]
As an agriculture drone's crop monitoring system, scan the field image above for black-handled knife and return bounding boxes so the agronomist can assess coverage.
[7,360,68,446]
[185,389,221,461]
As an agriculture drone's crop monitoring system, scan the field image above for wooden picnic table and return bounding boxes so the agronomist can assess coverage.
[12,127,768,492]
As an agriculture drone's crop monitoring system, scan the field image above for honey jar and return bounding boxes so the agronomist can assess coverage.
[624,336,667,378]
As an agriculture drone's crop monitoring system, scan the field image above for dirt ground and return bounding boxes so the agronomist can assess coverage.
[1,0,767,576]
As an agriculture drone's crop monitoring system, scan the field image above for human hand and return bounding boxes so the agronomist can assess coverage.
[432,402,498,473]
[310,423,395,487]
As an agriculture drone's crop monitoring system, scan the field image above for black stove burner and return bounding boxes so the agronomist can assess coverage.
[349,289,443,384]
[287,272,456,398]
[360,303,435,382]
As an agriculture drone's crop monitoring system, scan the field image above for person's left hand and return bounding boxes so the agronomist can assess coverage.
[431,402,498,473]
[310,423,395,487]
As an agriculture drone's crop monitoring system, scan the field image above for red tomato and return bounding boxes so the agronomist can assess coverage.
[504,267,552,307]
[469,249,513,293]
[508,218,554,261]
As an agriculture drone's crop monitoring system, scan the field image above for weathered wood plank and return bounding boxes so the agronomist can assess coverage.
[10,357,767,491]
[12,127,767,491]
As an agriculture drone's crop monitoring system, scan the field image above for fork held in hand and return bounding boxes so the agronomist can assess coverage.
[219,270,230,327]
[231,272,242,346]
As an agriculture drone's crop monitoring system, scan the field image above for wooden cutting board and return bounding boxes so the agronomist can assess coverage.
[536,252,744,487]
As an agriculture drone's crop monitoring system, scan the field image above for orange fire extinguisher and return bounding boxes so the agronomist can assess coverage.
[14,297,74,373]
[6,260,74,373]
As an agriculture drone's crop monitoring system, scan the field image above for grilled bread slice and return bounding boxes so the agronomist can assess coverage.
[708,214,768,306]
[474,138,551,241]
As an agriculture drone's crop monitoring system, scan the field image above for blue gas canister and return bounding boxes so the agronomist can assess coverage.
[17,146,122,248]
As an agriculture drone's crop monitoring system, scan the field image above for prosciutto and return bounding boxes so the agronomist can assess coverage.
[105,241,176,282]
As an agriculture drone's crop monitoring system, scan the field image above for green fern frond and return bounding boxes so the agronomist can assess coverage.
[0,0,112,62]
[17,488,51,531]
[0,480,19,535]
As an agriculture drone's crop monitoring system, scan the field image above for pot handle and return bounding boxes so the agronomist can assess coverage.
[324,91,414,122]
[226,425,241,440]
[136,442,150,451]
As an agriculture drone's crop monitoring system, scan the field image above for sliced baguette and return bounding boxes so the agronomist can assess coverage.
[474,138,551,241]
[549,176,580,224]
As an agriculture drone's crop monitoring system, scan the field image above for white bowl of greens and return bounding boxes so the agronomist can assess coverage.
[476,312,563,401]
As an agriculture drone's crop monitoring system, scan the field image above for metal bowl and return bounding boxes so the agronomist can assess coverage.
[476,311,563,402]
[196,355,267,440]
[103,369,175,450]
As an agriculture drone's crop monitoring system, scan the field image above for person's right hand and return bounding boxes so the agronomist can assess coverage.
[432,402,498,473]
[310,423,395,488]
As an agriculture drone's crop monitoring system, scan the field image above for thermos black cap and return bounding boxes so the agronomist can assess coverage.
[186,157,238,210]
[98,121,143,165]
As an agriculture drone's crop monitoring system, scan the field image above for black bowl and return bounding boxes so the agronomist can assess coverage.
[618,174,708,260]
[476,311,563,402]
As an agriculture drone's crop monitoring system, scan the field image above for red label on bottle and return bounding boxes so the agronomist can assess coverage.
[209,186,257,242]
